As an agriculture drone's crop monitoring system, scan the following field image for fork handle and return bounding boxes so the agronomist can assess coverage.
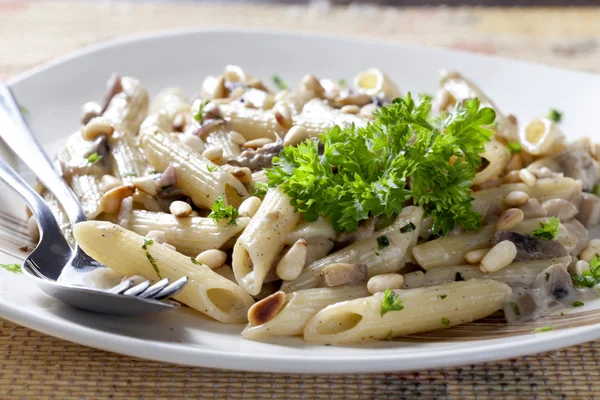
[0,83,87,224]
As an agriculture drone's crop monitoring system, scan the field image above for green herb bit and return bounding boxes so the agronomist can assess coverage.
[441,318,451,327]
[547,108,563,123]
[208,195,239,226]
[87,152,102,164]
[571,253,600,288]
[141,238,154,250]
[400,222,416,233]
[594,184,600,197]
[438,295,447,300]
[272,75,287,90]
[266,93,495,234]
[545,272,550,281]
[0,263,22,274]
[20,105,29,115]
[122,172,137,178]
[190,257,201,265]
[509,301,521,316]
[572,301,584,307]
[193,100,209,124]
[387,330,393,341]
[455,272,465,282]
[380,289,404,316]
[206,164,218,172]
[252,181,269,197]
[145,251,161,279]
[531,217,560,240]
[507,141,521,153]
[338,79,347,88]
[534,326,553,333]
[377,235,390,250]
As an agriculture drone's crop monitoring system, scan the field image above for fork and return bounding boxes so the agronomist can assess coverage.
[0,82,187,315]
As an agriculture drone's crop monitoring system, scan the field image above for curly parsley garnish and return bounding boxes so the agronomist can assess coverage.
[252,181,269,197]
[87,153,102,164]
[193,100,210,124]
[209,195,238,226]
[507,141,521,153]
[531,217,560,240]
[547,108,562,123]
[272,75,287,90]
[380,289,404,316]
[572,254,600,288]
[0,263,22,274]
[267,94,495,234]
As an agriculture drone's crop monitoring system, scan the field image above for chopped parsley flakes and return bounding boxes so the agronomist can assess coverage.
[507,141,521,153]
[438,295,447,300]
[572,254,600,288]
[252,181,269,197]
[534,326,553,333]
[272,75,287,90]
[193,100,210,124]
[190,257,201,265]
[338,79,347,88]
[145,251,161,279]
[87,152,102,164]
[141,238,154,250]
[441,318,451,327]
[531,217,560,240]
[547,108,562,123]
[208,195,239,226]
[377,235,390,249]
[380,289,404,316]
[595,184,600,197]
[0,263,22,274]
[509,301,521,316]
[266,94,495,234]
[206,164,218,172]
[572,301,584,307]
[387,330,393,341]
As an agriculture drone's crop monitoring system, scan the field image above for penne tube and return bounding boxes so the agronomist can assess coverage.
[150,87,190,121]
[109,133,152,182]
[232,188,301,296]
[103,76,149,136]
[124,210,249,256]
[219,103,284,141]
[284,217,338,244]
[303,279,512,344]
[44,192,75,248]
[139,118,248,208]
[251,170,268,184]
[242,286,369,340]
[205,129,242,161]
[282,206,423,292]
[73,221,255,324]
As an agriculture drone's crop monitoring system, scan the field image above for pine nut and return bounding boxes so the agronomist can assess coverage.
[229,167,252,184]
[229,131,247,145]
[169,200,192,218]
[146,230,166,244]
[542,199,577,221]
[131,176,158,196]
[480,240,517,273]
[101,175,123,193]
[367,273,405,294]
[283,126,309,147]
[276,239,308,281]
[180,134,205,154]
[302,74,325,96]
[196,249,227,269]
[172,112,187,132]
[202,146,223,163]
[82,116,115,140]
[464,248,490,265]
[579,239,600,262]
[496,208,524,230]
[340,105,360,114]
[503,170,521,184]
[248,291,286,326]
[322,263,367,287]
[239,196,262,217]
[244,138,273,149]
[274,103,293,130]
[504,191,529,207]
[519,168,537,187]
[574,260,590,276]
[81,101,102,125]
[27,215,39,242]
[504,153,523,172]
[163,243,177,251]
[100,184,135,214]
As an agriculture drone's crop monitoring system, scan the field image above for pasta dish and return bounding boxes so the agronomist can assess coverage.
[34,66,600,344]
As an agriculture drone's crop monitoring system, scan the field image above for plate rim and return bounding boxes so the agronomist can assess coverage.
[3,27,600,373]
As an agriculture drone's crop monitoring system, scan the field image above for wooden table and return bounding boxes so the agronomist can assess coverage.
[2,2,600,399]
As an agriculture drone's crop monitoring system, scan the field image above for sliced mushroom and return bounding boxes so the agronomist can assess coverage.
[541,199,578,221]
[532,263,574,303]
[518,198,547,219]
[100,74,123,113]
[556,149,598,192]
[563,219,588,256]
[321,263,367,287]
[576,192,600,228]
[492,230,568,261]
[155,164,183,199]
[226,140,283,171]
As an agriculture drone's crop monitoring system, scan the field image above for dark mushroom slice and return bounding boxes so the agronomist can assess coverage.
[226,140,284,171]
[155,163,184,199]
[556,149,598,192]
[576,192,600,228]
[533,263,574,303]
[492,230,568,261]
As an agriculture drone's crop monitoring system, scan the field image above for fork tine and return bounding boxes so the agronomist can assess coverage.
[123,280,151,296]
[107,279,134,294]
[25,260,48,280]
[138,278,170,299]
[151,276,189,300]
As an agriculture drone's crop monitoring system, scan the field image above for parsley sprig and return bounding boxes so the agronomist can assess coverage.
[267,94,495,234]
[572,254,600,288]
[209,195,239,225]
[531,217,560,240]
[380,289,404,316]
[0,263,22,274]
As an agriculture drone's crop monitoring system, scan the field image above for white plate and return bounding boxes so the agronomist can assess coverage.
[2,29,600,374]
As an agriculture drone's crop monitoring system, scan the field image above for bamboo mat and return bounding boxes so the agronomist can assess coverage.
[2,1,600,399]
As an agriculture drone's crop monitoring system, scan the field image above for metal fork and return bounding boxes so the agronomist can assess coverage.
[0,82,187,315]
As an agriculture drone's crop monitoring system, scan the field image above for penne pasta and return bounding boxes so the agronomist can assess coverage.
[103,76,149,136]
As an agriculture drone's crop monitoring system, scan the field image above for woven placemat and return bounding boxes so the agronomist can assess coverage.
[2,2,600,399]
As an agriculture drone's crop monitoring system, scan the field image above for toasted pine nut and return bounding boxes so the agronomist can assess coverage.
[274,103,293,130]
[82,116,115,140]
[163,243,177,251]
[180,134,205,154]
[131,176,158,196]
[230,167,252,184]
[27,215,39,242]
[542,199,577,221]
[229,131,247,145]
[340,105,360,114]
[283,126,310,147]
[503,170,522,184]
[101,175,123,193]
[81,101,102,125]
[464,248,490,265]
[244,138,273,149]
[505,153,523,172]
[202,147,223,163]
[496,208,524,230]
[519,168,537,187]
[480,240,517,273]
[579,239,600,262]
[239,196,262,217]
[169,200,192,218]
[302,75,325,96]
[504,191,529,207]
[367,273,405,294]
[100,184,135,214]
[146,230,166,244]
[276,239,308,281]
[196,249,227,269]
[248,291,287,326]
[574,260,590,276]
